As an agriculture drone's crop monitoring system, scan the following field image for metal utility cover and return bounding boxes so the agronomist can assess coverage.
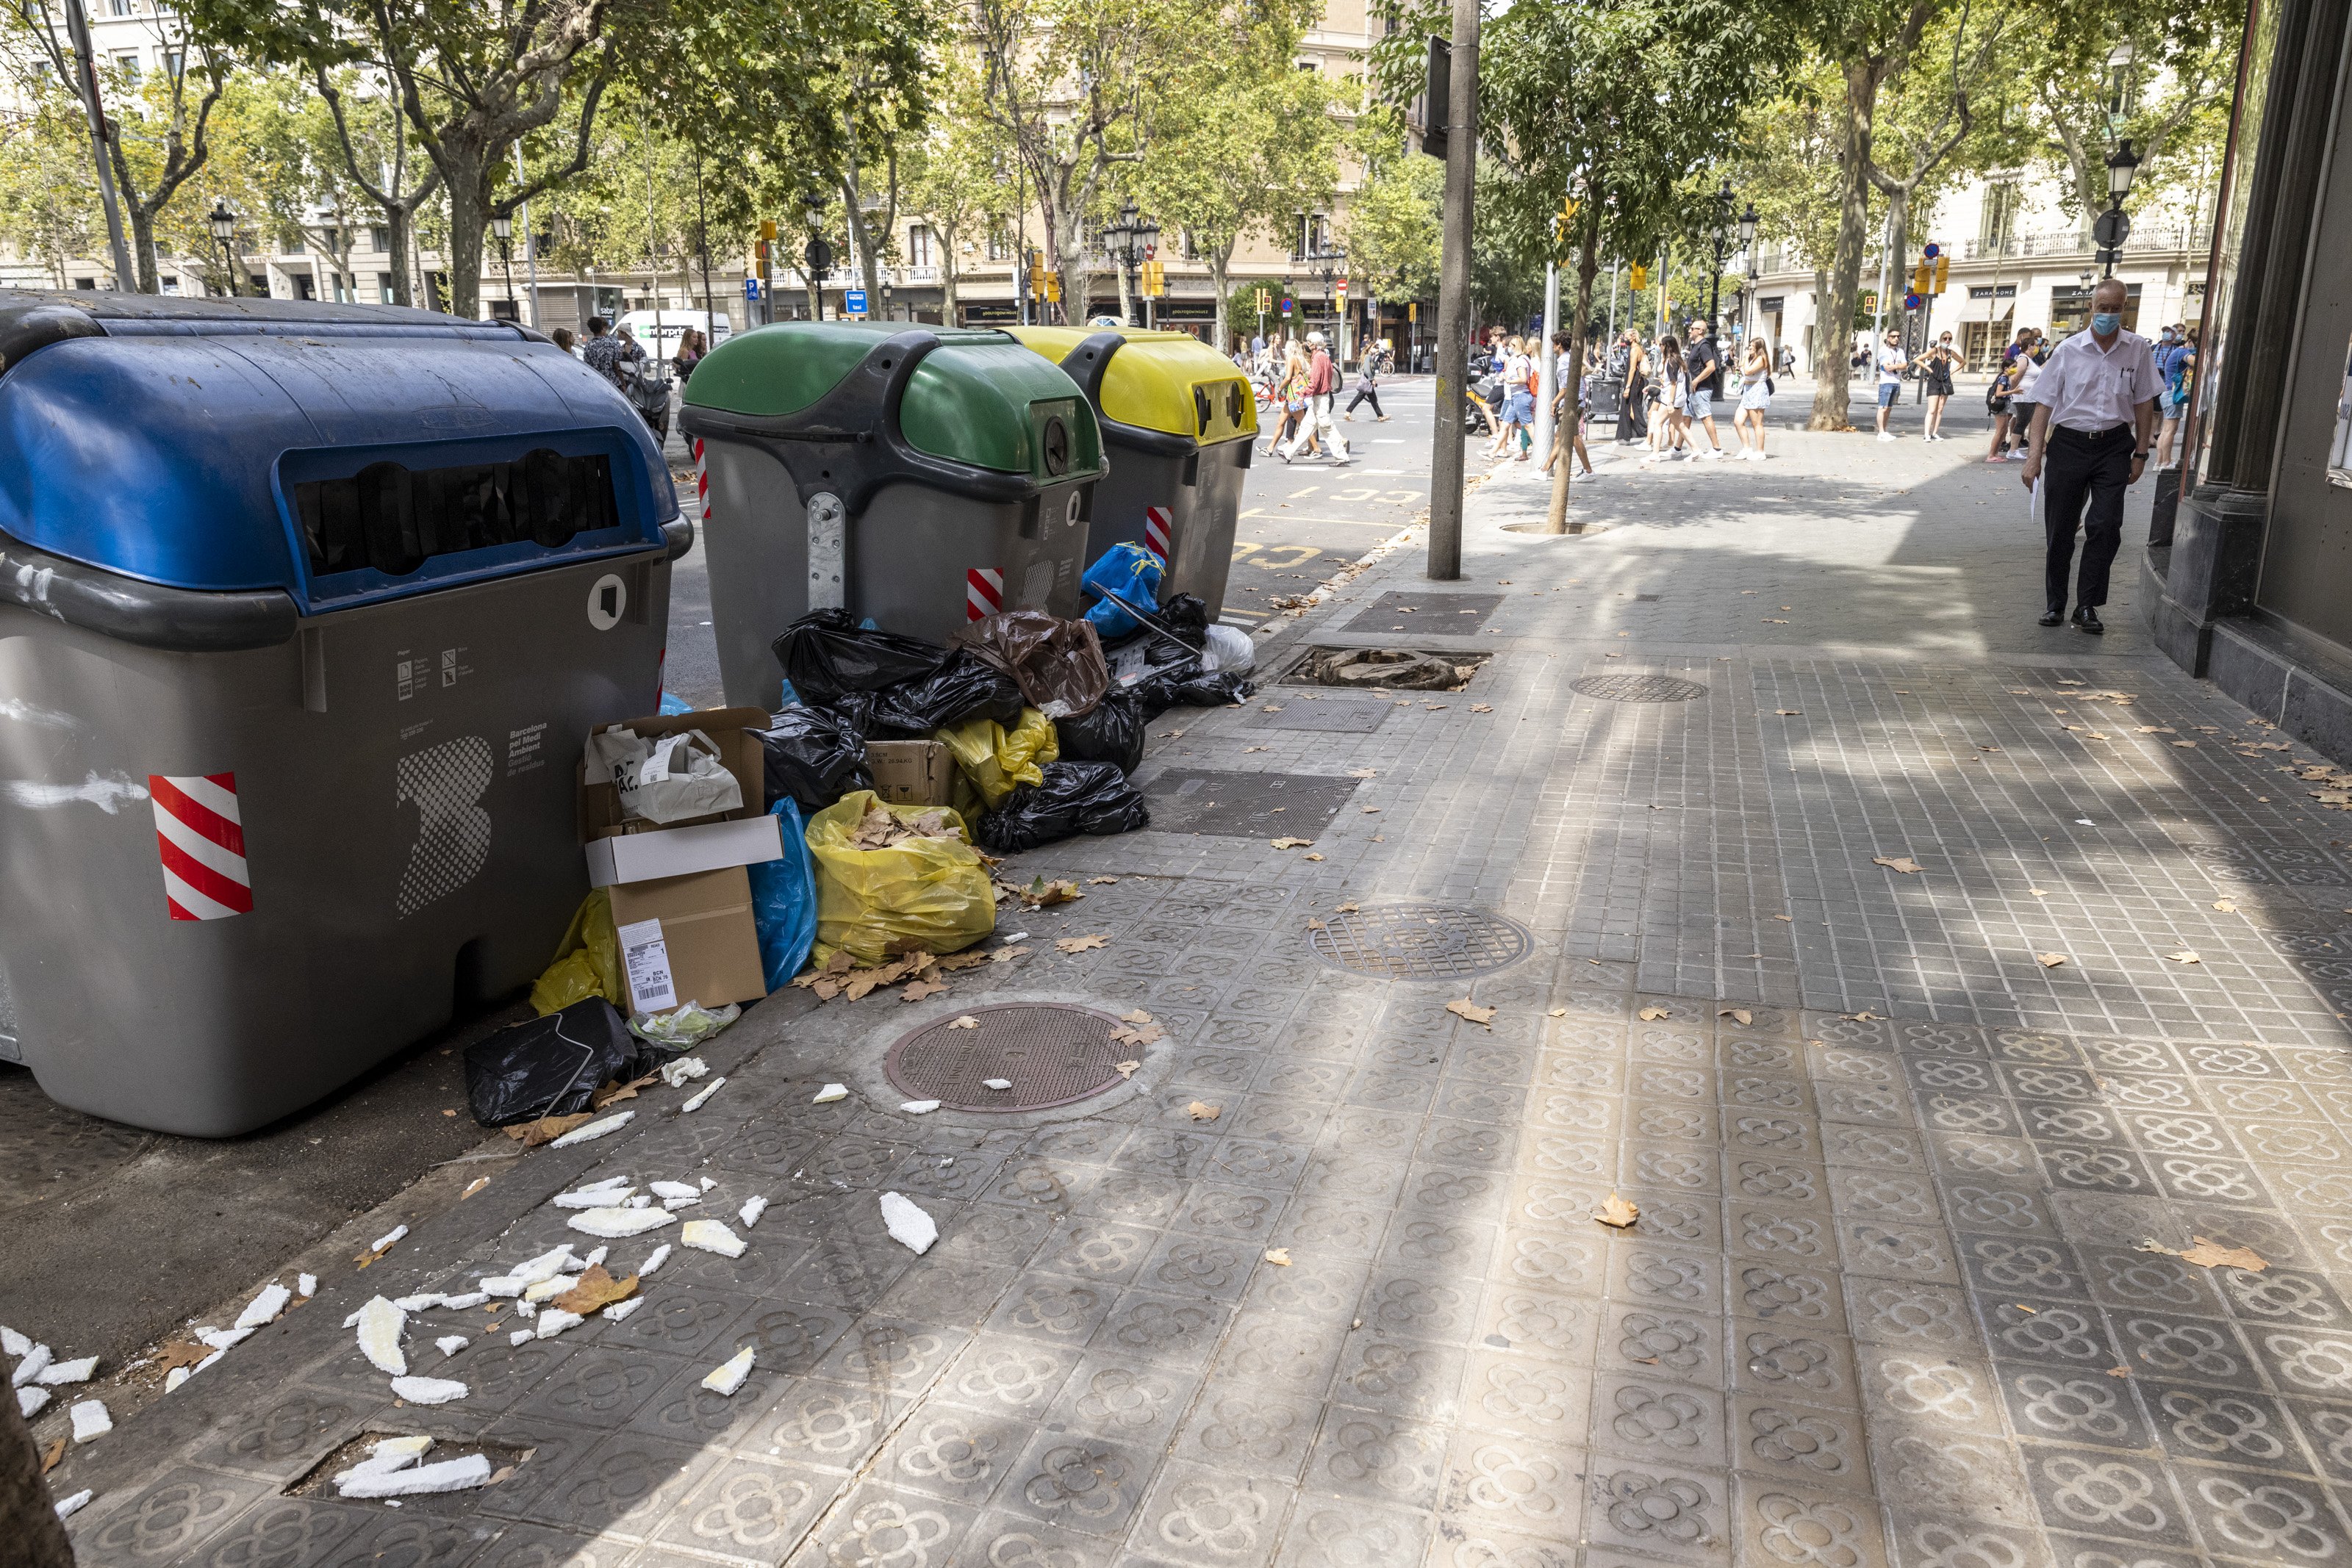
[1344,592,1505,633]
[1139,769,1362,838]
[1309,902,1535,980]
[1571,674,1709,703]
[1253,703,1391,734]
[886,1003,1130,1111]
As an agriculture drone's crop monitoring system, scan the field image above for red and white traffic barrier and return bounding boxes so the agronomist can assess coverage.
[967,567,1003,621]
[1144,505,1172,561]
[149,772,251,921]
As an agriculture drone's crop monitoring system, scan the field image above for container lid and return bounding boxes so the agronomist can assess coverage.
[1005,326,1256,447]
[684,320,1102,479]
[0,292,677,614]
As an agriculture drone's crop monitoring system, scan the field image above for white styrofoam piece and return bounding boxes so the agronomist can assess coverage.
[567,1206,675,1239]
[811,1083,847,1104]
[17,1386,49,1417]
[982,1079,1012,1090]
[661,1195,700,1211]
[162,1367,189,1393]
[440,1292,489,1312]
[36,1356,96,1387]
[637,1244,673,1277]
[235,1284,292,1330]
[534,1311,584,1340]
[548,1111,634,1148]
[53,1489,92,1520]
[522,1278,572,1303]
[681,1076,726,1112]
[658,1055,710,1087]
[11,1343,50,1386]
[195,1327,252,1351]
[388,1376,468,1406]
[698,1177,716,1192]
[335,1453,492,1499]
[879,1192,938,1255]
[650,1182,700,1200]
[435,1336,468,1357]
[0,1327,26,1358]
[738,1196,769,1228]
[68,1399,110,1442]
[899,1099,941,1115]
[369,1224,409,1254]
[511,1245,578,1285]
[297,1274,318,1297]
[701,1346,754,1396]
[356,1298,406,1376]
[680,1220,745,1259]
[508,1329,536,1347]
[579,1248,607,1270]
[602,1298,645,1322]
[551,1185,636,1209]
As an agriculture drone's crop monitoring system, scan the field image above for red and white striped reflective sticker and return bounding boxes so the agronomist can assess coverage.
[692,437,711,523]
[149,773,251,921]
[1144,505,1173,561]
[967,567,1003,621]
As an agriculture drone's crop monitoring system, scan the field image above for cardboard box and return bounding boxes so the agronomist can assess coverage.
[581,707,770,841]
[868,740,954,807]
[585,813,784,890]
[609,867,767,1010]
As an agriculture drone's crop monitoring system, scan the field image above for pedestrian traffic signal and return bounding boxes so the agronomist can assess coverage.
[1028,259,1046,298]
[1044,273,1061,303]
[760,220,776,241]
[1255,287,1271,313]
[1142,260,1165,297]
[1933,254,1949,293]
[1629,264,1647,290]
[1912,263,1931,296]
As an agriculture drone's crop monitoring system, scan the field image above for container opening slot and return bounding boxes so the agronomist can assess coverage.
[295,450,620,579]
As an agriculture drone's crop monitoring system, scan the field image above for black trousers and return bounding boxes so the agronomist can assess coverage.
[2042,423,2132,611]
[1346,385,1383,416]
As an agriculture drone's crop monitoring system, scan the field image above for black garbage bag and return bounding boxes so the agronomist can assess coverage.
[1133,656,1256,719]
[866,651,1026,738]
[976,760,1150,852]
[1055,686,1146,774]
[463,999,659,1127]
[772,608,950,705]
[826,690,881,738]
[1158,592,1211,648]
[759,705,872,814]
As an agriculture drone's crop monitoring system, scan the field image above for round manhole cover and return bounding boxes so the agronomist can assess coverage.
[886,1003,1130,1111]
[1308,902,1533,980]
[1571,674,1708,703]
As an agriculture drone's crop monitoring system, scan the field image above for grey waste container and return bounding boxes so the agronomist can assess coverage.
[0,293,690,1136]
[1007,326,1257,620]
[680,323,1105,711]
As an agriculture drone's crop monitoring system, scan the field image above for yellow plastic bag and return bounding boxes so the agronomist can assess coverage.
[936,707,1059,812]
[806,790,996,965]
[529,888,625,1015]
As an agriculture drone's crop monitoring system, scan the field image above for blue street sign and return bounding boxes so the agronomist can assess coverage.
[845,288,869,315]
[1281,298,1294,315]
[1903,292,1923,311]
[744,278,761,300]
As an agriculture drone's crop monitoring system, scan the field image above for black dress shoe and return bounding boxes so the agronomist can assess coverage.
[2073,605,2104,635]
[2039,608,2065,627]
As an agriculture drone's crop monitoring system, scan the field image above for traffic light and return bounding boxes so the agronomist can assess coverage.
[1255,287,1271,313]
[1044,273,1061,303]
[1028,256,1047,299]
[1629,264,1647,290]
[1933,254,1949,293]
[1141,260,1165,296]
[1912,262,1931,296]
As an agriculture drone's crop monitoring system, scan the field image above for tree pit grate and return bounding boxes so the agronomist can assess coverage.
[1570,674,1709,703]
[1308,902,1534,981]
[885,1003,1133,1112]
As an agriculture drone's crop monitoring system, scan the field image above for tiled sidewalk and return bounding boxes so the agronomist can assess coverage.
[43,425,2352,1567]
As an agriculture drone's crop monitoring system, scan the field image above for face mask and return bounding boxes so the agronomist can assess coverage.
[2092,312,2121,335]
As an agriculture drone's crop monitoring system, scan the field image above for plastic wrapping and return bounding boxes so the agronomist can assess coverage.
[1054,687,1146,774]
[937,708,1061,811]
[630,1001,740,1047]
[1200,625,1256,674]
[804,790,996,965]
[977,761,1151,852]
[747,797,819,989]
[530,889,625,1015]
[772,608,950,705]
[866,652,1026,738]
[758,705,872,814]
[961,611,1111,719]
[464,999,658,1126]
[1081,543,1165,639]
[1133,661,1257,721]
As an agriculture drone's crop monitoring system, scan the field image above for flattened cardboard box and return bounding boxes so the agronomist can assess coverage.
[608,867,766,1010]
[867,740,954,807]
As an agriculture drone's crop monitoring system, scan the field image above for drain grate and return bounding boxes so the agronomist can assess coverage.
[886,1004,1130,1111]
[1571,674,1708,703]
[1308,902,1533,980]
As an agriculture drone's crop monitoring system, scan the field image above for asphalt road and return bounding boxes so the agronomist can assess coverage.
[658,376,1439,709]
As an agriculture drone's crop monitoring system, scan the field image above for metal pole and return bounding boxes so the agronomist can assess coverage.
[692,143,712,328]
[1426,0,1479,583]
[1608,260,1619,345]
[1533,256,1559,461]
[62,0,135,288]
[514,140,542,330]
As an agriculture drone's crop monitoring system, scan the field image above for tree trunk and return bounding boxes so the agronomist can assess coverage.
[1116,262,1133,326]
[385,206,415,307]
[1546,215,1600,533]
[125,204,161,294]
[442,151,488,319]
[1810,61,1879,432]
[1053,203,1088,326]
[0,1382,74,1567]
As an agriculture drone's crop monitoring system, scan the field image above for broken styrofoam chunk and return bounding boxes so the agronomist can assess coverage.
[879,1192,939,1256]
[513,1300,538,1319]
[548,1111,634,1148]
[69,1400,110,1443]
[388,1376,468,1406]
[1,1326,29,1358]
[336,1453,492,1500]
[811,1083,848,1104]
[681,1220,745,1259]
[637,1245,672,1278]
[11,1344,51,1386]
[478,1279,525,1299]
[370,1224,409,1254]
[698,1177,717,1192]
[298,1274,318,1298]
[17,1386,49,1418]
[578,1247,607,1270]
[738,1196,769,1229]
[568,1206,675,1240]
[522,1278,570,1303]
[681,1076,726,1113]
[602,1298,646,1323]
[982,1079,1013,1090]
[53,1489,92,1521]
[650,1181,700,1201]
[508,1329,536,1348]
[701,1346,754,1397]
[661,1195,701,1211]
[236,1283,292,1331]
[551,1184,636,1209]
[440,1292,489,1312]
[162,1367,190,1393]
[193,1351,223,1375]
[659,1055,711,1088]
[37,1356,96,1387]
[356,1298,407,1377]
[334,1434,431,1488]
[534,1311,584,1340]
[506,1244,576,1287]
[435,1336,468,1358]
[900,1099,942,1115]
[195,1327,252,1352]
[392,1293,448,1312]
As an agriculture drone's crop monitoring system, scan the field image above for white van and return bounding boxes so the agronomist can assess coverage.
[614,308,731,362]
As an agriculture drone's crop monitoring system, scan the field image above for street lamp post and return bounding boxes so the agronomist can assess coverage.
[209,201,240,297]
[1704,181,1736,333]
[1102,201,1159,327]
[491,212,515,320]
[1735,199,1758,350]
[801,190,832,321]
[2095,137,2141,278]
[881,280,895,322]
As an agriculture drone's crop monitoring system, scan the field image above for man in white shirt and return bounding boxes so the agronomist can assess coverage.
[1874,331,1907,441]
[2020,278,2162,635]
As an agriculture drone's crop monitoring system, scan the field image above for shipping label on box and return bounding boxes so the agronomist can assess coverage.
[617,917,678,1013]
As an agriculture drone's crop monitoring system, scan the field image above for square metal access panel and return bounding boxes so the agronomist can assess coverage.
[1343,591,1505,633]
[1252,702,1392,734]
[1139,770,1363,838]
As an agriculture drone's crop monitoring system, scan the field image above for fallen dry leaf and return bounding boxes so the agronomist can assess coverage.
[1548,1007,1567,1018]
[1595,1193,1640,1229]
[2107,1366,2132,1378]
[550,1265,639,1317]
[152,1339,215,1375]
[2212,899,2236,913]
[2165,950,2201,965]
[591,1073,657,1110]
[2140,1236,2269,1272]
[2037,954,2068,968]
[1470,703,1494,713]
[1349,769,1378,778]
[1446,998,1496,1027]
[1638,1005,1671,1021]
[1774,709,1801,716]
[1304,852,1324,861]
[1718,1008,1753,1026]
[39,1438,63,1475]
[1840,1012,1883,1021]
[1089,877,1119,885]
[2172,740,2198,748]
[1263,1248,1292,1267]
[1114,1060,1141,1079]
[1111,1021,1166,1048]
[1056,935,1109,953]
[1187,1101,1222,1122]
[1305,918,1326,931]
[947,1015,980,1029]
[1122,1010,1154,1025]
[1270,837,1314,850]
[462,1176,491,1200]
[503,1111,595,1147]
[901,977,948,1002]
[1336,902,1359,913]
[1873,856,1923,874]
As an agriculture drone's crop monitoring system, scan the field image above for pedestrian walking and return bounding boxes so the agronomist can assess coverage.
[2156,325,2198,466]
[1984,353,2023,463]
[2007,329,2048,460]
[551,326,576,356]
[1641,334,1687,466]
[2021,278,2162,636]
[1682,318,1727,459]
[1618,328,1650,444]
[1864,328,1907,441]
[1281,329,1352,465]
[581,315,632,386]
[1343,347,1388,421]
[1266,336,1308,458]
[1541,330,1593,479]
[1734,333,1772,459]
[1921,332,1957,440]
[1778,342,1797,378]
[1488,335,1535,460]
[673,327,708,384]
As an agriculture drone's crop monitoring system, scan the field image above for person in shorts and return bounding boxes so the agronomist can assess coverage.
[1872,329,1907,440]
[1734,333,1773,458]
[1682,318,1727,459]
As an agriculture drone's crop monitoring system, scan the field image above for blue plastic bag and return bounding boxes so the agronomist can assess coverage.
[659,691,694,715]
[1082,543,1164,639]
[747,797,818,990]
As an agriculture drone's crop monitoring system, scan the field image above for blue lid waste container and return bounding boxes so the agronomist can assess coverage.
[0,292,690,1136]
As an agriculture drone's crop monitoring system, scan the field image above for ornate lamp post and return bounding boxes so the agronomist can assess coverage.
[490,212,515,319]
[1103,201,1159,326]
[2095,137,2142,278]
[1704,181,1737,331]
[209,201,239,297]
